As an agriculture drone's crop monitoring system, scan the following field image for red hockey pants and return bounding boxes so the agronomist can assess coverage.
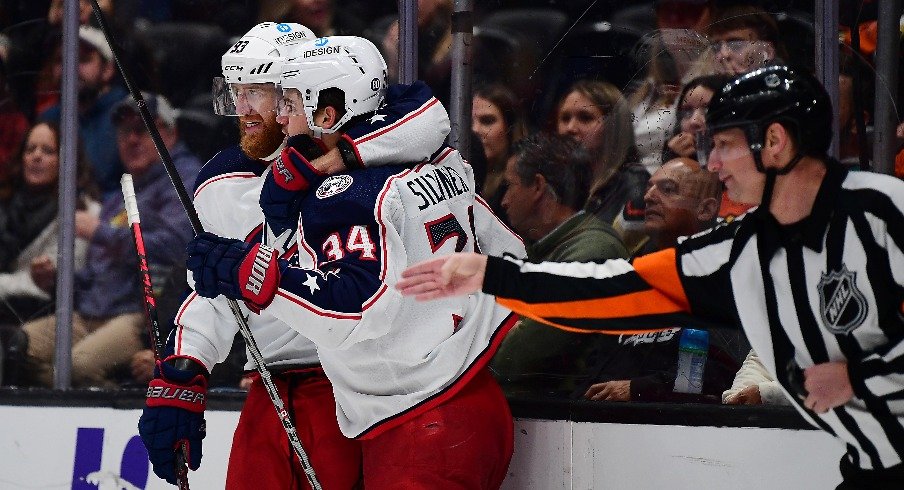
[361,369,514,489]
[225,369,362,489]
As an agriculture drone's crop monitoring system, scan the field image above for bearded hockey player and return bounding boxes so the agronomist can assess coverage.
[138,23,451,488]
[183,35,525,488]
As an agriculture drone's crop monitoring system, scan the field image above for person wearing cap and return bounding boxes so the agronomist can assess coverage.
[114,93,205,386]
[39,25,127,197]
[21,92,199,390]
[397,65,904,488]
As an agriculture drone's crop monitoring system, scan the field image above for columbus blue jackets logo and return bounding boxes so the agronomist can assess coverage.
[316,175,354,199]
[817,266,867,335]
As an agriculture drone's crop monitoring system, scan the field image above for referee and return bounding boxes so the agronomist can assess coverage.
[397,65,904,489]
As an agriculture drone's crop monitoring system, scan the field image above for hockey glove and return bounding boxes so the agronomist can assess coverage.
[186,232,281,313]
[138,356,208,486]
[260,134,326,236]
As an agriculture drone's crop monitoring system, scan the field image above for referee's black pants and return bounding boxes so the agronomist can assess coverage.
[836,455,904,490]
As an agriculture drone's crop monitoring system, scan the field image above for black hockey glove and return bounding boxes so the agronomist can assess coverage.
[138,356,208,485]
[260,134,326,236]
[186,232,282,313]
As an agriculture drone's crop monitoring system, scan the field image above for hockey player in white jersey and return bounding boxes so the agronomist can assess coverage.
[138,24,451,488]
[183,36,525,488]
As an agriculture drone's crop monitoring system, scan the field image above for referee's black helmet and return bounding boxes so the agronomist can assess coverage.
[706,64,833,159]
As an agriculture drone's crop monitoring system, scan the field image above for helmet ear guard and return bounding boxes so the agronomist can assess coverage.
[279,36,388,135]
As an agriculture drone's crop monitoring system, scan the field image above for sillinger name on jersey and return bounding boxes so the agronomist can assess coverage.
[406,165,471,210]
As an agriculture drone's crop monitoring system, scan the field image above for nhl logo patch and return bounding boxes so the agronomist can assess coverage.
[817,266,868,335]
[316,175,353,199]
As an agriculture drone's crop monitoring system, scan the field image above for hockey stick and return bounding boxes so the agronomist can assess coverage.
[89,2,322,488]
[122,174,190,490]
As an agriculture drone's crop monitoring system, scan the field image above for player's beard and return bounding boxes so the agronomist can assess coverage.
[239,113,285,160]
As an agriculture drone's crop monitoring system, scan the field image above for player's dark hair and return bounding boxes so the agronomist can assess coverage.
[510,132,592,210]
[316,87,348,125]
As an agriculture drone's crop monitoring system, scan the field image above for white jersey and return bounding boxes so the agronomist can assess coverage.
[265,147,525,437]
[172,82,452,372]
[173,142,321,370]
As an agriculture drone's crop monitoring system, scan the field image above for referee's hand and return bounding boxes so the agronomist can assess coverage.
[803,362,854,413]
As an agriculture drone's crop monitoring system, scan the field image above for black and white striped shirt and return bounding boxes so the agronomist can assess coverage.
[483,162,904,470]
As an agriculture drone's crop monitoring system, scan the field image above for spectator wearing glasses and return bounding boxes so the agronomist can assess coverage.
[20,93,199,388]
[706,5,787,76]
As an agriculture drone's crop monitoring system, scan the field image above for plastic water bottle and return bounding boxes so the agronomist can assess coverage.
[674,329,708,394]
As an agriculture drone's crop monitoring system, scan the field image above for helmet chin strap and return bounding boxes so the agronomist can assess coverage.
[748,124,804,208]
[754,151,804,209]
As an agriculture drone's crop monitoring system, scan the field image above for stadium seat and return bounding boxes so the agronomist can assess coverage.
[133,22,232,108]
[610,2,656,36]
[536,21,646,127]
[773,10,816,71]
[177,92,239,163]
[472,9,569,120]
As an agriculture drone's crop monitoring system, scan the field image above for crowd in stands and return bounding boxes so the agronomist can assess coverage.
[0,0,898,414]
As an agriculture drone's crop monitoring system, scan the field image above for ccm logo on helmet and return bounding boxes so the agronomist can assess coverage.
[224,65,244,71]
[303,46,341,58]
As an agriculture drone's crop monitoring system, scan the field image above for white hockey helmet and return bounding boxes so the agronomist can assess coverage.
[278,36,388,134]
[213,22,315,116]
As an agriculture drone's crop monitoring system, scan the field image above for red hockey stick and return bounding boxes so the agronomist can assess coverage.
[122,174,190,490]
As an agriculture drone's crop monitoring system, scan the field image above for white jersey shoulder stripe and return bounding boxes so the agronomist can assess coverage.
[194,171,258,198]
[680,239,734,277]
[354,97,440,145]
[431,146,456,164]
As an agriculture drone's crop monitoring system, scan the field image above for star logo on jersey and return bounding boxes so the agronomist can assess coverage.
[316,175,354,199]
[302,273,321,295]
[818,266,868,335]
[368,113,387,124]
